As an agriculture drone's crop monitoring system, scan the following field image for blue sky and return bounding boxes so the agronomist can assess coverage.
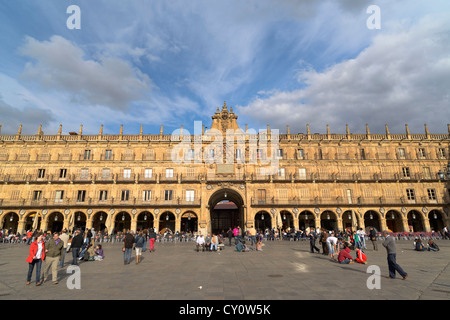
[0,0,449,136]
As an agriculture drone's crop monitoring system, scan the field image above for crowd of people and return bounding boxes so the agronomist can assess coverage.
[19,223,447,286]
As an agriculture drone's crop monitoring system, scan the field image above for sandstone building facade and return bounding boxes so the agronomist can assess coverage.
[0,102,449,236]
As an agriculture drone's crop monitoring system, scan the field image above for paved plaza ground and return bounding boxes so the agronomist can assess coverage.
[0,238,449,301]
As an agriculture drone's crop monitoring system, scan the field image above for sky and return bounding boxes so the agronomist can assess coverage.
[0,0,449,136]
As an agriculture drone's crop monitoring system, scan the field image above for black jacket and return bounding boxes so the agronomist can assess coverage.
[71,234,84,248]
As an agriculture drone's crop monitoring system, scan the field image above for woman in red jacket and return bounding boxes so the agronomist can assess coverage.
[26,232,45,286]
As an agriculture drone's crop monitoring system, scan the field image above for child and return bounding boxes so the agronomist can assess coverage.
[94,245,104,261]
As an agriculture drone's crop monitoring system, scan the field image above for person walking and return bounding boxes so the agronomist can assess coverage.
[382,230,408,280]
[70,230,84,265]
[135,231,145,264]
[59,229,70,267]
[148,228,156,252]
[26,232,45,286]
[142,229,148,252]
[123,231,135,265]
[308,231,320,253]
[42,232,64,284]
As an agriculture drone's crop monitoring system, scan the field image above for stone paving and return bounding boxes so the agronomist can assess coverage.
[0,238,449,300]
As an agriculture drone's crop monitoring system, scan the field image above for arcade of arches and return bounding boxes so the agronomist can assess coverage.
[0,204,447,235]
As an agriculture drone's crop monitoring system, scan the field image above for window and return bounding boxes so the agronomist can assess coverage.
[402,167,410,178]
[38,169,46,178]
[406,189,415,201]
[360,149,366,160]
[144,168,152,179]
[278,167,285,178]
[257,149,263,160]
[276,149,283,159]
[398,148,405,159]
[427,189,437,200]
[164,190,173,201]
[186,190,195,202]
[10,190,20,200]
[166,168,174,178]
[346,189,352,204]
[208,149,215,160]
[418,148,426,159]
[298,168,306,180]
[123,169,131,179]
[121,190,130,201]
[143,190,152,201]
[235,149,242,161]
[81,168,89,179]
[423,167,431,179]
[438,148,446,159]
[105,150,112,160]
[84,150,91,160]
[77,190,86,202]
[186,149,195,160]
[318,149,323,160]
[102,168,110,179]
[256,189,266,204]
[278,189,288,201]
[297,149,304,159]
[59,169,67,178]
[55,190,64,203]
[99,190,108,201]
[33,190,42,201]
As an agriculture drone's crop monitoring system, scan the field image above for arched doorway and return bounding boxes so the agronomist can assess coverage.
[280,210,294,231]
[428,210,445,233]
[137,211,154,231]
[209,188,244,235]
[115,211,131,233]
[47,212,64,233]
[25,212,41,231]
[2,212,19,233]
[255,211,272,231]
[321,210,337,231]
[92,211,108,232]
[181,211,198,233]
[159,211,175,233]
[73,211,87,231]
[385,210,403,232]
[364,210,381,232]
[407,210,424,232]
[298,210,315,231]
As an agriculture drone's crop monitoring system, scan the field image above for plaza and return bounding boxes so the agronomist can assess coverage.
[1,238,449,301]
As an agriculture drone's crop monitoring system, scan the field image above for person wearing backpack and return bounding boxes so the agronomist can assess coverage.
[135,231,145,264]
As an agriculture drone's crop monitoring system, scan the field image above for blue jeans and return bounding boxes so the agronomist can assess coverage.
[72,248,80,265]
[59,249,67,267]
[124,248,132,264]
[339,258,351,264]
[27,259,42,283]
[210,243,217,251]
[387,253,407,278]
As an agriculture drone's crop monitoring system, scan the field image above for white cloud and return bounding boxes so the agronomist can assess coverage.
[238,13,450,134]
[19,35,152,111]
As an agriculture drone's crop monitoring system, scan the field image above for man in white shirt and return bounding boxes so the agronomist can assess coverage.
[326,233,338,261]
[196,233,205,252]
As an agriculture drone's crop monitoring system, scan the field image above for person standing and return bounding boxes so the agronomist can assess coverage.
[135,231,145,264]
[382,230,408,280]
[148,228,156,252]
[59,229,70,267]
[369,227,378,251]
[42,232,64,284]
[123,231,135,265]
[26,232,45,286]
[326,232,338,261]
[227,228,233,246]
[70,230,84,265]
